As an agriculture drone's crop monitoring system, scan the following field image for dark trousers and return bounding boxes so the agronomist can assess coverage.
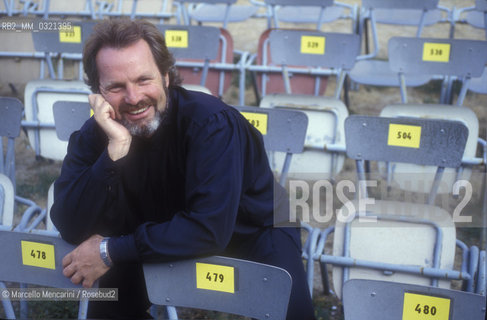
[88,227,315,320]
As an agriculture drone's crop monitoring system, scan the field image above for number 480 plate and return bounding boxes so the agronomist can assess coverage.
[403,292,451,320]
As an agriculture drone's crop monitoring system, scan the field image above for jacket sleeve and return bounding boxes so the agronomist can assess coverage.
[108,109,247,263]
[50,119,136,244]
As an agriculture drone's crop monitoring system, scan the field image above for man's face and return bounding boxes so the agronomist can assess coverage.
[96,39,169,137]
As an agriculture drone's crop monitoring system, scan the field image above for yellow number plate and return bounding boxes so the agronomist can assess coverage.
[59,26,81,43]
[241,112,268,135]
[388,124,422,149]
[300,36,325,55]
[165,30,188,48]
[422,42,451,63]
[196,263,235,293]
[403,292,451,320]
[21,241,55,270]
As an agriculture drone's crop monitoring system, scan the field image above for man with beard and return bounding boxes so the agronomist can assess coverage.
[51,19,315,319]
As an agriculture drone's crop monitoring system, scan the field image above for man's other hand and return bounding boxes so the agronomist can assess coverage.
[62,234,110,288]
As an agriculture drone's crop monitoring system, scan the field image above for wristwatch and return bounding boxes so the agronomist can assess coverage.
[100,237,113,268]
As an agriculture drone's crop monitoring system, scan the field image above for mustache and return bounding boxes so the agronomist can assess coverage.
[119,99,154,113]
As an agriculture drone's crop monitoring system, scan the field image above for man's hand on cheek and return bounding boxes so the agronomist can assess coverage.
[89,94,132,160]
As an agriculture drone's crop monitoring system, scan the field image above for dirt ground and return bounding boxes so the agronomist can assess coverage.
[2,0,487,319]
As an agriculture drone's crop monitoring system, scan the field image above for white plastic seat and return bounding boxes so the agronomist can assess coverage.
[257,30,359,180]
[316,115,478,300]
[24,79,90,161]
[263,0,357,32]
[332,199,456,298]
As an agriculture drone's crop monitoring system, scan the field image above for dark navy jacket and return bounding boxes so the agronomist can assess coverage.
[51,86,299,263]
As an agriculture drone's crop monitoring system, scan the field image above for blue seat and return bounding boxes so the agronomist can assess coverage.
[263,0,357,32]
[342,279,486,320]
[348,0,452,103]
[144,255,292,319]
[0,230,91,319]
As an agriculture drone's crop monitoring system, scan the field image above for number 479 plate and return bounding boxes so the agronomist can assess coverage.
[403,292,451,320]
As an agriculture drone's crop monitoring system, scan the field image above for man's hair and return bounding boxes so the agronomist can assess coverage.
[83,19,181,93]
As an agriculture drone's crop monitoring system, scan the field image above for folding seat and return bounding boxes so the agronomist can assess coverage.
[174,0,260,28]
[262,0,357,32]
[380,36,487,196]
[23,21,95,161]
[155,24,248,105]
[96,0,175,21]
[0,230,91,319]
[0,97,43,224]
[348,0,452,102]
[251,29,360,181]
[39,0,96,19]
[3,0,95,18]
[387,36,487,106]
[315,115,483,301]
[144,255,292,319]
[342,279,486,319]
[16,100,91,234]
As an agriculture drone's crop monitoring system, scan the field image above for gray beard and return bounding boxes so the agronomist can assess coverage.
[121,109,162,138]
[120,84,170,138]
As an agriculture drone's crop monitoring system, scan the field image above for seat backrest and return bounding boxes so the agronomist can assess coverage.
[257,29,359,97]
[232,106,307,154]
[265,0,333,5]
[31,20,96,79]
[262,0,356,32]
[143,255,292,320]
[345,113,468,200]
[269,30,359,70]
[155,24,233,98]
[388,36,487,104]
[52,101,91,141]
[344,115,468,168]
[232,106,307,186]
[0,97,23,185]
[342,279,486,320]
[97,0,174,19]
[361,0,439,10]
[389,36,487,79]
[359,0,448,61]
[379,103,480,194]
[31,20,95,55]
[0,230,78,288]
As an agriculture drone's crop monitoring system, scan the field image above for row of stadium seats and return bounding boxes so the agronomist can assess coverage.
[6,22,486,163]
[1,3,486,318]
[1,94,486,318]
[0,0,485,33]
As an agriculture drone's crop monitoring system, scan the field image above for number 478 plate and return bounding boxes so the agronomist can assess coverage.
[403,292,451,320]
